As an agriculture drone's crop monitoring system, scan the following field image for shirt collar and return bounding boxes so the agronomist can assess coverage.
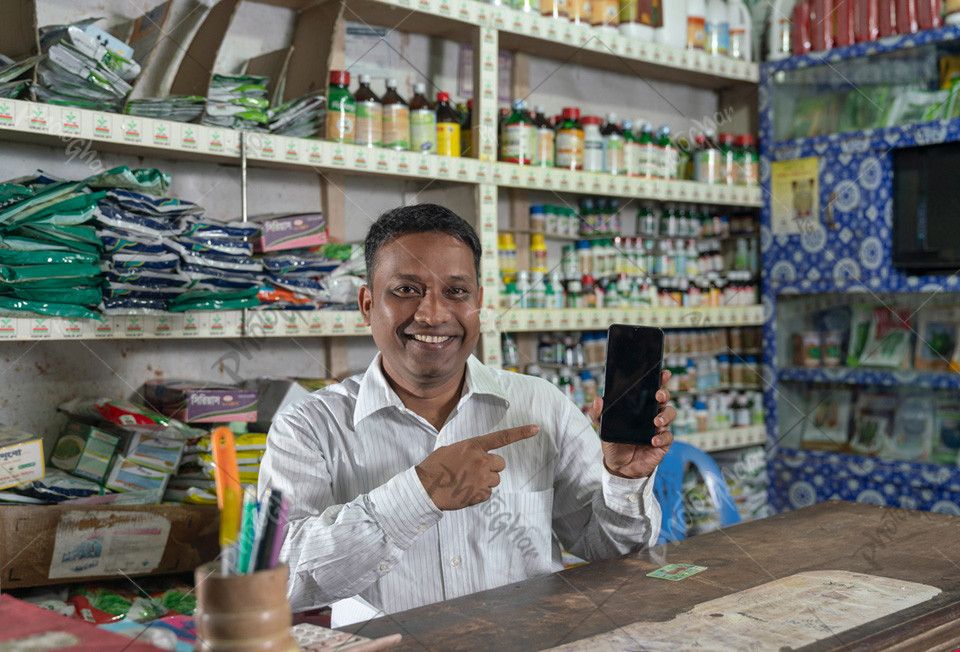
[353,354,510,428]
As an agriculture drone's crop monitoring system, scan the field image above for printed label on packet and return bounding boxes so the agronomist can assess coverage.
[647,563,708,581]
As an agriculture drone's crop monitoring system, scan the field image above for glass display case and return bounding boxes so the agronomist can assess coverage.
[769,26,960,142]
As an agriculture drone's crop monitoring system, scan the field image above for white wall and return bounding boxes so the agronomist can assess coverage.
[4,0,720,448]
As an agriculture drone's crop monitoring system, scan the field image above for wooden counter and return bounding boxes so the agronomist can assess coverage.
[345,501,960,651]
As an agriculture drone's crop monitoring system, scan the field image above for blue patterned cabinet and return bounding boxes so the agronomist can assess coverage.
[759,27,960,515]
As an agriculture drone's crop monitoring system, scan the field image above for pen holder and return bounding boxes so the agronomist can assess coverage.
[194,561,298,652]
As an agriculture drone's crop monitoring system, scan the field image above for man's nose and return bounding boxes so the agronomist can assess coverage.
[414,291,451,325]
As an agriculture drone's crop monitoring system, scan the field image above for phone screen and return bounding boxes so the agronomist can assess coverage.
[599,324,665,446]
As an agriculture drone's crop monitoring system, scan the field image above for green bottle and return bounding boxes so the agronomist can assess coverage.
[326,70,355,143]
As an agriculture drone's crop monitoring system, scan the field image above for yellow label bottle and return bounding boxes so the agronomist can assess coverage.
[435,91,461,157]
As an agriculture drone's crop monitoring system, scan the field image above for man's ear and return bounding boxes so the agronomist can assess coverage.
[359,284,373,326]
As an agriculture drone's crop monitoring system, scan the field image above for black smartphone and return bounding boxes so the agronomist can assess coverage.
[599,324,665,446]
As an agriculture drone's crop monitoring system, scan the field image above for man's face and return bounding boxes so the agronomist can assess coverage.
[359,232,482,392]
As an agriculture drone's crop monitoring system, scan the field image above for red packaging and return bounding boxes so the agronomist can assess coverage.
[917,0,942,28]
[836,0,856,45]
[896,0,919,32]
[812,0,836,50]
[855,0,880,41]
[794,1,813,55]
[879,0,897,35]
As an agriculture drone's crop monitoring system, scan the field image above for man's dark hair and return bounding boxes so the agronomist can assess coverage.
[364,203,482,284]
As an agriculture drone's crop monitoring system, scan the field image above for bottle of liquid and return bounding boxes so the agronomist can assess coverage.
[409,84,436,153]
[621,119,639,177]
[502,99,536,165]
[541,0,571,21]
[326,70,355,143]
[381,78,409,151]
[658,125,678,180]
[555,107,584,170]
[435,92,460,157]
[718,132,737,184]
[638,122,660,179]
[728,0,753,60]
[706,0,730,56]
[735,133,758,186]
[767,0,794,60]
[591,0,620,33]
[601,113,625,175]
[354,74,382,148]
[687,0,708,50]
[694,132,720,184]
[619,0,655,40]
[570,0,592,26]
[660,0,689,48]
[530,233,548,272]
[582,116,604,172]
[460,99,473,158]
[533,105,555,167]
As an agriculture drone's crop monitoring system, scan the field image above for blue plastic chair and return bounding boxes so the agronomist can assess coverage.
[653,440,741,544]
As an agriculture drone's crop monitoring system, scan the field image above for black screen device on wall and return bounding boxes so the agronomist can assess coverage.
[599,324,664,446]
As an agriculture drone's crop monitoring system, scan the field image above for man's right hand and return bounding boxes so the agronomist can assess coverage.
[415,425,540,511]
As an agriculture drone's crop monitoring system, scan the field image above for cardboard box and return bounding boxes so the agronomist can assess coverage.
[144,380,258,423]
[246,378,313,430]
[0,425,45,491]
[50,422,120,482]
[253,212,327,252]
[0,504,219,589]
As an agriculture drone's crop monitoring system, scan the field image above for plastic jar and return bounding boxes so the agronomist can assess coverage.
[581,116,604,172]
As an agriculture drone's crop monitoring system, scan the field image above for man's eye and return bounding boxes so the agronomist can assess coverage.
[394,286,419,295]
[448,287,470,297]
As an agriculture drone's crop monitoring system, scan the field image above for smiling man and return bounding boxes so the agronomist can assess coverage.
[259,203,676,624]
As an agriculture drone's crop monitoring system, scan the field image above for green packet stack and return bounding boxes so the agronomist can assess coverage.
[0,175,106,319]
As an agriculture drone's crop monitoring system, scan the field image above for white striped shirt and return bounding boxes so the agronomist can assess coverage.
[259,354,660,616]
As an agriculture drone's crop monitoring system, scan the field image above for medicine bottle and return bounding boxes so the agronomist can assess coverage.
[658,125,679,180]
[533,104,555,167]
[718,132,737,184]
[601,113,625,175]
[381,79,409,151]
[582,116,604,172]
[460,100,472,157]
[435,92,461,157]
[353,74,382,148]
[621,119,639,177]
[326,70,355,143]
[409,83,436,154]
[555,107,584,170]
[502,99,536,164]
[530,233,548,272]
[637,122,659,179]
[735,133,759,186]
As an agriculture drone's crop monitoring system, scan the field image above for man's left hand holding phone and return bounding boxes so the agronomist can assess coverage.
[589,370,675,480]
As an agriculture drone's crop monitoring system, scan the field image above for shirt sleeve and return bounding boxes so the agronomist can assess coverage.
[549,397,661,561]
[258,400,443,612]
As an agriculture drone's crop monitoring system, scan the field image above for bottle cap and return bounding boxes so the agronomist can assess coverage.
[358,74,371,84]
[512,98,526,111]
[582,115,603,125]
[736,133,756,146]
[719,132,736,145]
[657,125,672,137]
[329,70,350,85]
[386,77,398,88]
[561,107,581,120]
[530,205,545,214]
[413,82,426,93]
[467,99,473,108]
[622,118,634,129]
[535,104,546,113]
[606,113,618,123]
[437,91,450,102]
[582,274,595,285]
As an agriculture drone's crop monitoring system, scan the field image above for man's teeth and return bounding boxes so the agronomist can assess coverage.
[412,334,451,343]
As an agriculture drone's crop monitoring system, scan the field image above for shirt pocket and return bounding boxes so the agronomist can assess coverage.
[475,488,555,584]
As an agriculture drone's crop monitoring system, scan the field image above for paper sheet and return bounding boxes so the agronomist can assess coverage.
[546,570,941,651]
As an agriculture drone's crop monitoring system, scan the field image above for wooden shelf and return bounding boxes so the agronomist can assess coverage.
[497,305,764,332]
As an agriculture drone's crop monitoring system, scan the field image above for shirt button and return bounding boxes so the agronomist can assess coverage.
[417,525,426,533]
[628,493,639,503]
[437,435,445,444]
[449,557,461,567]
[379,563,389,571]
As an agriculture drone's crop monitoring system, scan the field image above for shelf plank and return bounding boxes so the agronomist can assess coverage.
[0,311,369,341]
[497,305,764,332]
[778,366,960,390]
[255,0,758,88]
[676,424,767,452]
[493,163,763,207]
